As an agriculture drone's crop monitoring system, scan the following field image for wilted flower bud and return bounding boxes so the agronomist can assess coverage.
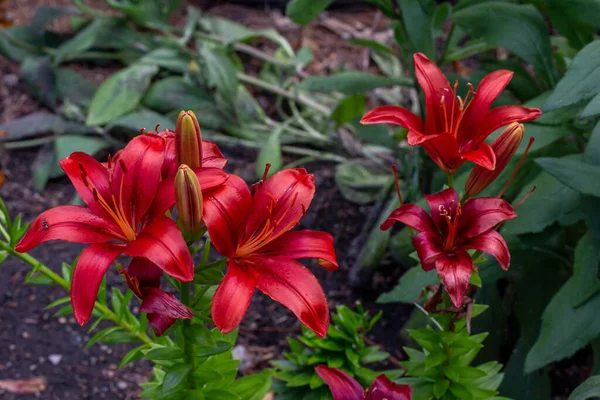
[175,110,202,169]
[175,165,203,233]
[465,123,524,197]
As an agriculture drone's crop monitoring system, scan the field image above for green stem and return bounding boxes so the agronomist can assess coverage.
[447,173,454,188]
[180,281,197,388]
[237,73,331,116]
[0,241,152,345]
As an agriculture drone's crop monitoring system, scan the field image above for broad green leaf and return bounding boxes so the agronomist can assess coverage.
[525,236,600,372]
[55,68,97,108]
[543,41,600,112]
[86,64,159,126]
[145,346,185,361]
[453,2,558,87]
[569,375,600,400]
[54,135,108,167]
[502,170,581,235]
[143,77,211,113]
[286,0,334,25]
[107,108,173,135]
[569,233,600,307]
[0,112,63,142]
[358,197,399,268]
[432,2,452,34]
[20,56,56,108]
[299,72,411,94]
[347,39,395,55]
[523,91,582,126]
[398,0,436,60]
[536,157,600,197]
[53,18,107,65]
[31,144,56,192]
[232,370,273,400]
[183,324,216,347]
[542,0,600,50]
[85,326,122,349]
[118,346,146,368]
[256,129,282,179]
[163,364,190,393]
[516,123,575,155]
[331,95,365,128]
[198,46,239,106]
[585,121,600,166]
[0,26,42,62]
[139,47,190,73]
[378,266,439,304]
[335,161,392,205]
[581,92,600,118]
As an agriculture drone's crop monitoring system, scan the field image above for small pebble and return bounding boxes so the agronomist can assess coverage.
[117,381,128,390]
[48,354,63,366]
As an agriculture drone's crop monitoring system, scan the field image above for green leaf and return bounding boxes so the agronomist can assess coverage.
[198,45,239,106]
[107,108,173,135]
[536,157,600,198]
[55,68,97,108]
[139,47,191,73]
[398,0,436,60]
[86,64,159,126]
[502,170,581,235]
[143,77,211,114]
[543,41,600,112]
[53,18,107,65]
[358,197,399,268]
[432,2,452,34]
[163,363,190,393]
[543,0,600,50]
[516,123,574,155]
[378,265,439,304]
[85,326,122,349]
[20,57,56,108]
[569,233,600,307]
[54,135,108,168]
[581,91,600,118]
[525,236,600,372]
[569,375,600,400]
[31,144,56,192]
[331,95,365,128]
[433,379,450,398]
[256,129,282,179]
[299,72,411,94]
[286,0,334,25]
[183,324,216,347]
[232,370,273,400]
[452,2,558,87]
[118,346,146,368]
[335,161,392,205]
[0,26,42,62]
[31,6,77,36]
[145,346,185,361]
[195,340,232,357]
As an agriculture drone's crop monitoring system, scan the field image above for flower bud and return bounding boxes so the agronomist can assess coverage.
[175,165,203,233]
[175,110,202,169]
[465,123,524,197]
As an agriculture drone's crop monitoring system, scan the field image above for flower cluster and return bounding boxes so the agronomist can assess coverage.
[16,110,337,338]
[365,53,540,307]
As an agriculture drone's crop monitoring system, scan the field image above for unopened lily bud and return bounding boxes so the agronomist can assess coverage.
[175,110,202,169]
[175,165,203,233]
[465,123,524,197]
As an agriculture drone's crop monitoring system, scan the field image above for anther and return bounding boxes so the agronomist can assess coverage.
[155,123,160,133]
[92,188,99,202]
[107,154,112,169]
[140,128,146,135]
[80,172,90,188]
[78,162,87,176]
[261,163,272,182]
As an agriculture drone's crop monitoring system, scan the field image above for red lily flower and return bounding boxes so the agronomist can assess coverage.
[15,134,228,325]
[123,257,193,336]
[361,53,541,173]
[158,129,226,178]
[381,188,516,307]
[315,365,412,400]
[203,168,338,337]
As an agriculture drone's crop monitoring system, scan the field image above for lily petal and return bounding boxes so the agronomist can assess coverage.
[202,140,228,169]
[421,133,463,173]
[435,250,473,307]
[424,188,460,235]
[459,197,516,238]
[461,142,496,171]
[128,257,162,288]
[414,52,452,135]
[245,169,315,243]
[16,206,122,252]
[477,105,541,144]
[367,374,412,400]
[360,106,424,136]
[203,174,252,256]
[458,70,513,144]
[125,216,193,282]
[60,152,112,220]
[381,203,437,233]
[460,229,510,270]
[255,258,329,338]
[212,260,257,334]
[139,287,193,336]
[412,231,443,265]
[260,230,338,270]
[71,243,124,325]
[315,365,364,400]
[111,134,165,227]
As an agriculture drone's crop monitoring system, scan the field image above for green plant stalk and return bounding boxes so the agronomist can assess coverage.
[448,173,454,188]
[0,241,153,345]
[180,281,197,388]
